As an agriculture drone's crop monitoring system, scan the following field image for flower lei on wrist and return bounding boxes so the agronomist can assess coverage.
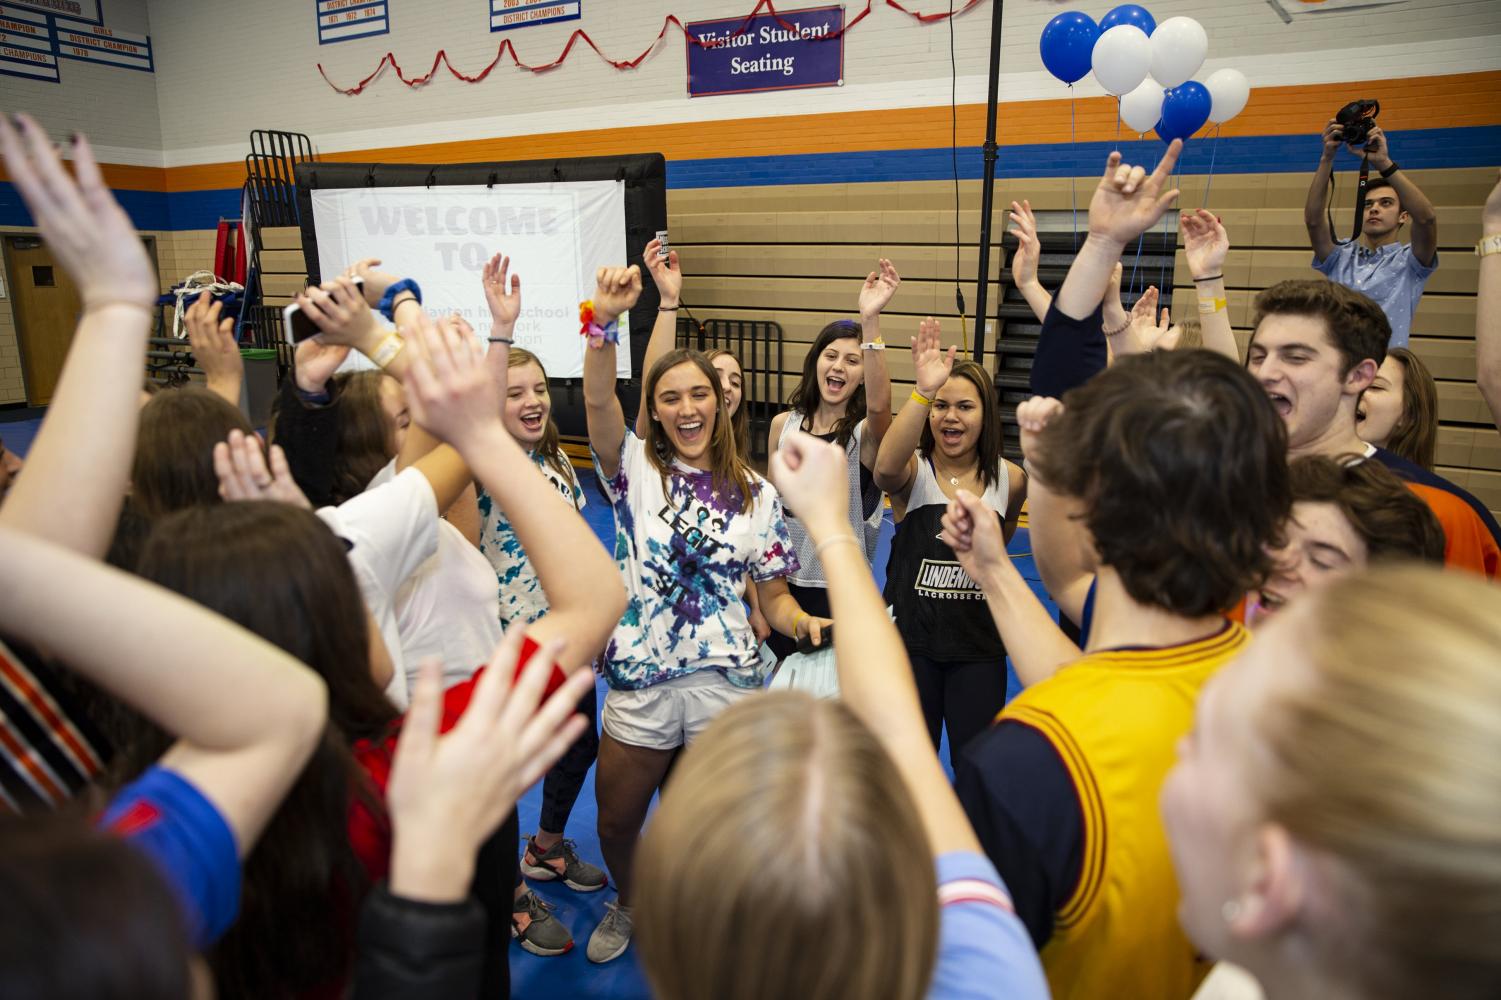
[579,299,620,349]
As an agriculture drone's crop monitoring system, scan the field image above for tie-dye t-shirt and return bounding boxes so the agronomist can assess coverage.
[477,451,585,628]
[594,431,798,691]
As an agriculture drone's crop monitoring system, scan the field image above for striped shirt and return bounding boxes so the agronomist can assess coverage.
[0,636,108,814]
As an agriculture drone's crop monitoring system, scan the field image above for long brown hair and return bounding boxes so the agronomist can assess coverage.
[919,359,1005,490]
[636,691,938,1000]
[131,387,255,519]
[329,371,397,505]
[704,347,749,456]
[642,349,755,511]
[1379,347,1438,470]
[508,347,572,481]
[786,320,865,447]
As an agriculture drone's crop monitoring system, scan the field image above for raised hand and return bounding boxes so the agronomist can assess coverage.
[1103,263,1129,333]
[347,258,402,308]
[940,489,1009,588]
[296,276,380,348]
[1320,118,1344,160]
[769,429,852,532]
[643,238,682,307]
[1009,200,1041,288]
[213,428,310,509]
[481,253,521,333]
[591,265,643,325]
[404,312,503,453]
[1180,209,1229,279]
[1016,395,1065,463]
[184,291,242,405]
[1483,167,1501,233]
[911,317,957,398]
[386,630,594,903]
[1130,296,1181,352]
[293,336,352,394]
[1131,285,1160,327]
[1352,124,1390,168]
[1088,140,1182,246]
[0,115,156,311]
[857,258,901,321]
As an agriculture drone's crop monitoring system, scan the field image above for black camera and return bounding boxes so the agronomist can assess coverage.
[1335,98,1380,147]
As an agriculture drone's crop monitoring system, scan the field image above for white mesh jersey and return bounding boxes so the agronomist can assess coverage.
[775,410,885,587]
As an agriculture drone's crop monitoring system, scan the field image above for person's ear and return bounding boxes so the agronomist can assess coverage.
[1345,357,1379,395]
[1224,823,1304,943]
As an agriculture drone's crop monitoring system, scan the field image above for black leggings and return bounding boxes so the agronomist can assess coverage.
[537,680,600,834]
[908,651,1007,759]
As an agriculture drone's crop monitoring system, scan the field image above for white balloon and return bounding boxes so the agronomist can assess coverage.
[1091,25,1151,97]
[1120,79,1165,134]
[1149,16,1207,89]
[1204,67,1250,124]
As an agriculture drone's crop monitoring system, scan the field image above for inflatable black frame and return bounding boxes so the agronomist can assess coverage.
[293,153,668,437]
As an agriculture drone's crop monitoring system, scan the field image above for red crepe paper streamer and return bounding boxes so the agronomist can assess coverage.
[319,0,985,95]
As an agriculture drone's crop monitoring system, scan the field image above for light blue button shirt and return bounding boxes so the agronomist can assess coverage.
[1312,241,1438,349]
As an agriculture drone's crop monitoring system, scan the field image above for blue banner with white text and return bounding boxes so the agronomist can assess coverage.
[685,4,843,98]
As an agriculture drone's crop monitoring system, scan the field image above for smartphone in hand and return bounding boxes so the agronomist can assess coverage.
[796,623,832,655]
[283,277,364,345]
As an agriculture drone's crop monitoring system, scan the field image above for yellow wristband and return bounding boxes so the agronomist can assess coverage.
[1197,297,1228,315]
[910,389,933,406]
[791,611,807,635]
[370,332,406,368]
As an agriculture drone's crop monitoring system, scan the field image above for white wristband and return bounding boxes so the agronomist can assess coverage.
[861,341,885,351]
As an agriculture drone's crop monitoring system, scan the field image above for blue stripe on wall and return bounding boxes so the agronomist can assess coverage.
[2,126,1496,231]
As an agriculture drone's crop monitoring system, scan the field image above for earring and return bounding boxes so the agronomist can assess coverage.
[1222,899,1243,923]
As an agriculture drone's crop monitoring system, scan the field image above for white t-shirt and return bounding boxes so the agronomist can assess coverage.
[315,466,439,709]
[368,460,503,692]
[477,451,586,629]
[593,430,798,691]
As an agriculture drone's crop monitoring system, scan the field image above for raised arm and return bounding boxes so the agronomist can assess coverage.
[183,292,245,408]
[0,525,327,855]
[583,266,642,480]
[404,313,627,670]
[1478,170,1501,432]
[1017,397,1095,627]
[770,432,980,855]
[941,489,1079,688]
[1364,128,1438,265]
[1304,119,1341,263]
[480,251,521,399]
[1009,199,1054,322]
[636,238,683,437]
[1055,141,1182,321]
[873,318,955,499]
[0,116,156,558]
[1179,209,1240,361]
[856,259,898,468]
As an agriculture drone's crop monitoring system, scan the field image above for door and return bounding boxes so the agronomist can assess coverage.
[5,236,82,407]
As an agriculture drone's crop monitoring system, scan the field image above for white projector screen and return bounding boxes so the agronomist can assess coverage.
[310,180,631,378]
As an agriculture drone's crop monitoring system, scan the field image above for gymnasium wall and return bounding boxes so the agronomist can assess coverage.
[0,0,1498,510]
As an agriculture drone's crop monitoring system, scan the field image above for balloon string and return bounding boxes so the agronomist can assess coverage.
[1069,90,1079,254]
[1159,160,1177,297]
[1114,98,1122,154]
[1202,124,1221,209]
[1129,134,1150,294]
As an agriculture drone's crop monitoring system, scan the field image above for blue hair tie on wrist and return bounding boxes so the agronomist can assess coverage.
[378,278,422,322]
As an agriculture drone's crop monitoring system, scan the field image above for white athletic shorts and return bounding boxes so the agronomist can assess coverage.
[602,668,755,750]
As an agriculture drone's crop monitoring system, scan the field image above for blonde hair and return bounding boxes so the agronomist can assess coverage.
[506,347,571,482]
[1253,566,1501,1000]
[635,691,938,1000]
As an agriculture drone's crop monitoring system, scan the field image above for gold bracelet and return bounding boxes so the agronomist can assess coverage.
[1197,296,1228,314]
[370,331,406,369]
[814,533,863,558]
[910,389,933,406]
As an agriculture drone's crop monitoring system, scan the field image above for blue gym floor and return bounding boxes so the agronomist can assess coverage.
[0,414,1055,998]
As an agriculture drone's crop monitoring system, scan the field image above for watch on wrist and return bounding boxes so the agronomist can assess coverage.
[1476,234,1501,258]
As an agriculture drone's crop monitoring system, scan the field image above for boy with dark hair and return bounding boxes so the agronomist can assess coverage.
[1248,279,1500,577]
[1304,121,1438,348]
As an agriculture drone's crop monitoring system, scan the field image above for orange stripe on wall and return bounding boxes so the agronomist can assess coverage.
[3,71,1495,194]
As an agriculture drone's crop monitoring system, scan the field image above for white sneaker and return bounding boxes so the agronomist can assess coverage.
[586,900,633,964]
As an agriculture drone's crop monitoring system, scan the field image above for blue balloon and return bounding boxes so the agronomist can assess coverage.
[1039,11,1100,85]
[1158,81,1211,143]
[1099,4,1157,36]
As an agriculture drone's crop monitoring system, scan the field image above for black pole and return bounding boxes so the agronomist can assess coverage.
[971,0,1004,368]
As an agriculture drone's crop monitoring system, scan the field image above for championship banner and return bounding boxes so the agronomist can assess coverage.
[6,0,99,25]
[317,0,389,45]
[490,0,581,33]
[56,21,152,72]
[685,4,843,98]
[0,3,58,82]
[309,180,631,379]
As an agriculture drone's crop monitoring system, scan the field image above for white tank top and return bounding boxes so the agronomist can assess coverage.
[775,410,885,587]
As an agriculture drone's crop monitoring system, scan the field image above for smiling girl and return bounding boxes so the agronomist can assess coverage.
[581,263,826,964]
[874,318,1026,755]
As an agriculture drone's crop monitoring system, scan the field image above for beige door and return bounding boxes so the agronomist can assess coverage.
[5,236,82,406]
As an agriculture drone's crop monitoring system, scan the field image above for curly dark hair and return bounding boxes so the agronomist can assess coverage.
[1288,455,1445,564]
[1252,279,1390,378]
[1029,349,1291,616]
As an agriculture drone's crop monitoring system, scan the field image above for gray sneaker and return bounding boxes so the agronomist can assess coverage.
[521,837,609,893]
[586,900,633,964]
[512,888,574,956]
